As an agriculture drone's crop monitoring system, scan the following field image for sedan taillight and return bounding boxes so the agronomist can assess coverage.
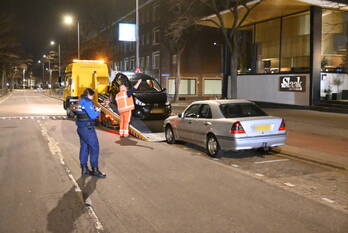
[279,119,286,131]
[230,121,246,134]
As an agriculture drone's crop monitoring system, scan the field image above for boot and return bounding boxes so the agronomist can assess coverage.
[81,166,92,176]
[92,167,106,178]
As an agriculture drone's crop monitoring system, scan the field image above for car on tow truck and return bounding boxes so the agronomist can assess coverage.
[164,99,287,157]
[109,73,171,120]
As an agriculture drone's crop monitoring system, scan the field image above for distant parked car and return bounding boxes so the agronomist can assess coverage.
[164,100,287,157]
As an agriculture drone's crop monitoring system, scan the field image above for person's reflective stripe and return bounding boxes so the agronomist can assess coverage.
[116,91,134,113]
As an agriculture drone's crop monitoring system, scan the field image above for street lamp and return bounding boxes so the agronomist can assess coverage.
[43,54,52,89]
[38,60,45,87]
[50,40,61,79]
[63,15,80,59]
[22,69,26,89]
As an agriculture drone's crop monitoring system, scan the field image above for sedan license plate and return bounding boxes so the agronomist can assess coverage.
[151,108,165,114]
[255,124,272,132]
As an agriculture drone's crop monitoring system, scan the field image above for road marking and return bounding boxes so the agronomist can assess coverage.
[255,173,265,177]
[38,121,104,232]
[0,92,12,104]
[231,164,240,168]
[0,115,67,120]
[254,159,289,164]
[322,197,335,204]
[284,182,296,187]
[212,158,219,161]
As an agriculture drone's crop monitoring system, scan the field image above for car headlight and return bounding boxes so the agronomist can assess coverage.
[135,98,146,106]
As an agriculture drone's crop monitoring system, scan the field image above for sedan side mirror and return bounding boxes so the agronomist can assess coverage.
[178,113,184,118]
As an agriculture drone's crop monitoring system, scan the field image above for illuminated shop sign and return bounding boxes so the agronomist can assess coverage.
[279,76,306,92]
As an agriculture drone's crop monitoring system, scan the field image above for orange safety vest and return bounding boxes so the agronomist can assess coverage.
[116,91,135,113]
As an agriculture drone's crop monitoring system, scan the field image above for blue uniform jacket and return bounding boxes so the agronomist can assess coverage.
[76,97,100,128]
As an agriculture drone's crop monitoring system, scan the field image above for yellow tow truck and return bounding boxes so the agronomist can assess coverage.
[63,59,109,117]
[62,59,166,142]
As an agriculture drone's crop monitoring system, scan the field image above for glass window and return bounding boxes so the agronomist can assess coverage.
[199,104,212,119]
[219,103,268,118]
[184,104,201,118]
[152,51,160,69]
[238,25,255,74]
[255,19,281,73]
[153,28,160,45]
[204,79,221,95]
[172,54,177,65]
[281,12,310,73]
[146,56,150,68]
[322,10,348,72]
[168,79,196,95]
[153,4,160,21]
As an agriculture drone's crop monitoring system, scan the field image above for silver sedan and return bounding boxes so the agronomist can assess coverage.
[164,100,287,157]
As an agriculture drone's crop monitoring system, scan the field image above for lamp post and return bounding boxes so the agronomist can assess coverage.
[64,15,80,59]
[22,69,26,89]
[43,54,52,89]
[136,0,140,69]
[50,40,61,78]
[38,60,44,87]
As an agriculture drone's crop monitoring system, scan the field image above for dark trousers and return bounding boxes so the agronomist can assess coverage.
[77,127,99,168]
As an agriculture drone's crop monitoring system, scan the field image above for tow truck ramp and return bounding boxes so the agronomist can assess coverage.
[96,94,165,142]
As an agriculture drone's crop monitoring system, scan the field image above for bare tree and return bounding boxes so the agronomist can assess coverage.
[194,0,262,98]
[162,0,197,102]
[0,14,22,93]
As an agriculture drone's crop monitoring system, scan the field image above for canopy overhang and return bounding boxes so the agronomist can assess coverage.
[199,0,348,28]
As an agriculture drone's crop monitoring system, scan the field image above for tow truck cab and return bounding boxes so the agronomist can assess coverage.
[110,73,171,120]
[63,60,109,117]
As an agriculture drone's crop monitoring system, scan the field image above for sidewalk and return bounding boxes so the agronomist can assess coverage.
[172,102,348,171]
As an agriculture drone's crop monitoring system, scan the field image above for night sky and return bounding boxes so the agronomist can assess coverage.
[0,0,133,61]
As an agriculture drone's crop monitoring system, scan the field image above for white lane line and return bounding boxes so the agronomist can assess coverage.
[322,197,335,204]
[231,164,240,168]
[212,158,219,161]
[284,182,296,187]
[38,121,104,232]
[254,159,289,164]
[255,173,265,177]
[0,92,12,104]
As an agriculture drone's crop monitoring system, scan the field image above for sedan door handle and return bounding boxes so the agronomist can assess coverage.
[204,122,212,126]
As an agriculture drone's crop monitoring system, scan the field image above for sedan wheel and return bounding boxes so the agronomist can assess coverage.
[207,134,220,157]
[165,126,176,144]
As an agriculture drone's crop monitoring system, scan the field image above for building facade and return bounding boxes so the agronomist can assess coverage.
[107,0,347,105]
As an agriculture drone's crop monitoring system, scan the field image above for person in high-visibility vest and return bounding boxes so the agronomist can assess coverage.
[116,79,142,137]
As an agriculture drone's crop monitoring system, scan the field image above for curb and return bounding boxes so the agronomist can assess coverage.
[273,147,347,171]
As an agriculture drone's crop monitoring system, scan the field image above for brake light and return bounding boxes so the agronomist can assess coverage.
[279,119,286,131]
[230,121,245,134]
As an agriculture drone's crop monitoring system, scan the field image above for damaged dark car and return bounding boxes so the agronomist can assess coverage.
[109,73,172,120]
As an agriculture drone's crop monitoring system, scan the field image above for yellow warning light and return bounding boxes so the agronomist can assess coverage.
[73,59,105,64]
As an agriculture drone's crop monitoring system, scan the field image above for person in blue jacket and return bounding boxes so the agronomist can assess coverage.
[75,88,106,178]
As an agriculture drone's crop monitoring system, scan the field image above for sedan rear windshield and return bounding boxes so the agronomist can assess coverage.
[131,79,162,92]
[219,103,268,118]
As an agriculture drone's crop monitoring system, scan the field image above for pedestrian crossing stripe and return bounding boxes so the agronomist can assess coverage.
[0,115,67,120]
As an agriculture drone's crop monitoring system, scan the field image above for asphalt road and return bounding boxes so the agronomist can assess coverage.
[0,90,347,233]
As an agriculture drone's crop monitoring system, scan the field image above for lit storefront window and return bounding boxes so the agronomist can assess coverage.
[322,10,348,73]
[204,79,222,95]
[168,79,196,95]
[238,25,255,74]
[255,18,281,74]
[281,12,310,73]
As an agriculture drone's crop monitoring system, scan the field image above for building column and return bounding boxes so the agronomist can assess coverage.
[222,43,231,99]
[310,6,322,106]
